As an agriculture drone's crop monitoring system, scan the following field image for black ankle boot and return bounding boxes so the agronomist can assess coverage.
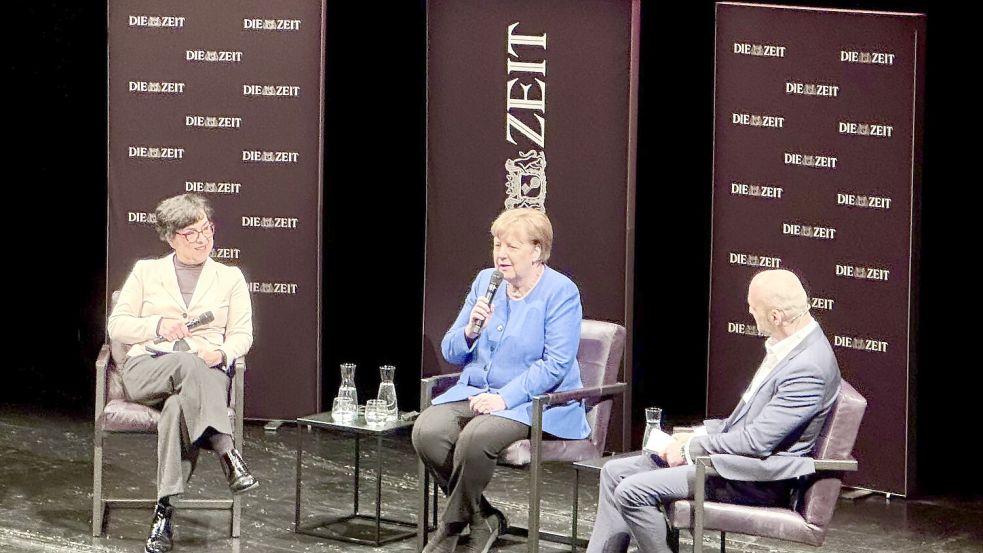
[220,448,259,494]
[145,501,174,553]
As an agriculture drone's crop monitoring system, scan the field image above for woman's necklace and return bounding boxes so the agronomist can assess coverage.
[508,264,545,300]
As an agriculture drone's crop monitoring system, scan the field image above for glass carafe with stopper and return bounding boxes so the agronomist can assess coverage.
[338,363,358,407]
[642,407,663,452]
[377,365,398,421]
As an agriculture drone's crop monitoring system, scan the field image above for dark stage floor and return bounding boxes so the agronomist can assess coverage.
[0,406,980,553]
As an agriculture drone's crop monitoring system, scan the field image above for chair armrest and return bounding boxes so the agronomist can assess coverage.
[543,382,627,407]
[524,383,628,468]
[694,455,858,476]
[233,358,245,444]
[692,456,717,551]
[695,456,719,476]
[422,372,462,387]
[814,458,858,472]
[672,425,699,434]
[96,344,111,372]
[420,372,463,409]
[94,344,112,420]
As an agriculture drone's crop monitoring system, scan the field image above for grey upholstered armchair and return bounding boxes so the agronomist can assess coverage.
[92,291,245,538]
[416,319,628,553]
[667,379,867,552]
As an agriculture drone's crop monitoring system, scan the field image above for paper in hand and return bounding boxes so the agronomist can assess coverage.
[643,428,674,454]
[145,345,174,357]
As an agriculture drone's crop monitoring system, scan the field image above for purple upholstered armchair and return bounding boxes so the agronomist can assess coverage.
[416,319,628,553]
[92,291,245,537]
[667,380,867,552]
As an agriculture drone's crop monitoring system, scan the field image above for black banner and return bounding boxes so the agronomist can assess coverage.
[107,0,325,419]
[708,2,925,495]
[425,0,640,450]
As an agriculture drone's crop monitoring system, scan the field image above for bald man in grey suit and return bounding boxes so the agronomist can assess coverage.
[587,270,841,553]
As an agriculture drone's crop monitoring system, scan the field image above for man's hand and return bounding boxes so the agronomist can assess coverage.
[661,438,688,467]
[469,393,506,414]
[672,432,694,443]
[197,349,224,368]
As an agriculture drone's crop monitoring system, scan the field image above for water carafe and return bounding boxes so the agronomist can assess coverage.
[377,365,398,421]
[338,363,358,407]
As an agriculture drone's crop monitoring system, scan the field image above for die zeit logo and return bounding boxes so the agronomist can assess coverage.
[129,81,185,94]
[733,42,785,57]
[243,18,301,31]
[129,15,185,28]
[186,50,242,63]
[185,181,241,195]
[729,252,782,269]
[241,216,299,229]
[248,282,299,294]
[128,146,184,160]
[841,50,895,65]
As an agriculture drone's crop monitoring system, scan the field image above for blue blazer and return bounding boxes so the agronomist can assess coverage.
[433,266,590,439]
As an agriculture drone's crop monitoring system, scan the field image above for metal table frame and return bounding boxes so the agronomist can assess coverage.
[570,451,644,552]
[294,412,436,546]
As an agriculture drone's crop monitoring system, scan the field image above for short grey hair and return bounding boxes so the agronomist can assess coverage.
[153,194,213,241]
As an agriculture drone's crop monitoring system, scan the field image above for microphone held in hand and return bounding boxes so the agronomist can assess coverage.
[470,271,504,336]
[153,311,215,343]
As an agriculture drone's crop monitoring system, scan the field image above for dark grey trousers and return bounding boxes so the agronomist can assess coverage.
[411,401,530,527]
[122,353,232,500]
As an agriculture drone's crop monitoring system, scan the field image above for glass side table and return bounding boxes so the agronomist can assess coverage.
[294,411,437,546]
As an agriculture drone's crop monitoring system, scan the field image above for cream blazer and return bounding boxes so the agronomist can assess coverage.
[108,253,253,362]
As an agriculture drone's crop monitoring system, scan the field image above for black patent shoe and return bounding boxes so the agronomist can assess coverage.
[220,448,259,494]
[144,501,174,553]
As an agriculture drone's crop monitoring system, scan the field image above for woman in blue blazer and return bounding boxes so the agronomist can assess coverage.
[412,208,587,553]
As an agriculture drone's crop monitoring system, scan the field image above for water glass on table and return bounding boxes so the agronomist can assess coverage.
[364,399,387,426]
[331,396,356,422]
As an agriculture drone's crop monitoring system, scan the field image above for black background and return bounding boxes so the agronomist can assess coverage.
[8,1,976,497]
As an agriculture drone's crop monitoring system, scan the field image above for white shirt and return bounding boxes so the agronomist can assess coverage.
[742,319,817,403]
[682,319,817,464]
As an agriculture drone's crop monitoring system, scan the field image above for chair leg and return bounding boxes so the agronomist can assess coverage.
[528,397,545,553]
[418,459,429,551]
[571,469,580,553]
[432,476,439,528]
[720,531,726,553]
[231,494,241,538]
[231,363,244,539]
[528,461,541,553]
[92,440,104,537]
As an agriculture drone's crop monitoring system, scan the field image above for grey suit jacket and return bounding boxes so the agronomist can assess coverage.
[690,325,841,482]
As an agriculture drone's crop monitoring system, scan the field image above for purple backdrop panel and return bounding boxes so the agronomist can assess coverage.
[107,0,325,419]
[425,0,639,451]
[709,3,925,495]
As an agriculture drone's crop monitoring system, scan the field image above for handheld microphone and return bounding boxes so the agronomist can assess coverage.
[153,311,215,343]
[470,271,504,336]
